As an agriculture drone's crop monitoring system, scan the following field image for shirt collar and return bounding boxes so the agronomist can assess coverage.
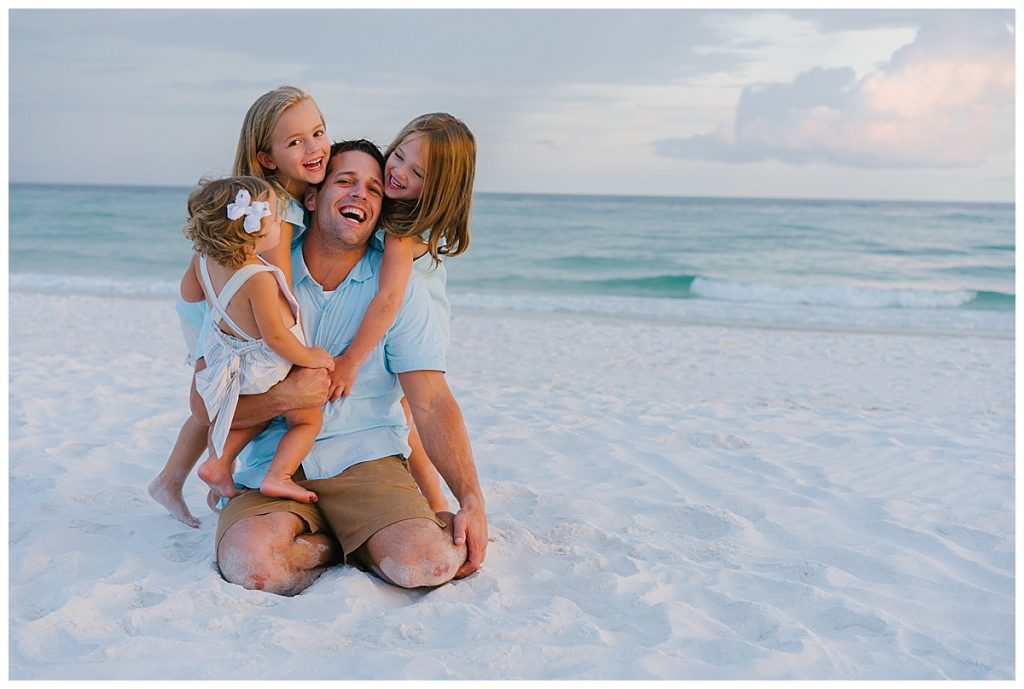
[291,243,314,288]
[346,249,377,285]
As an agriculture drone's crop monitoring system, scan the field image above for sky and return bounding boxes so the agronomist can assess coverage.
[7,6,1017,202]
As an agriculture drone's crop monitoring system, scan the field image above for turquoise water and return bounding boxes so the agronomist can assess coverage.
[9,183,1015,335]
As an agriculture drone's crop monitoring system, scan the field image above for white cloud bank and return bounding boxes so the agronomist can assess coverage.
[655,11,1014,169]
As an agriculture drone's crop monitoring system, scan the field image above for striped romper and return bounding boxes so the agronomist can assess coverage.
[193,255,307,458]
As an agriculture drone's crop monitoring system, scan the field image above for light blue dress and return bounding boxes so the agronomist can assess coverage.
[175,298,208,367]
[283,197,308,247]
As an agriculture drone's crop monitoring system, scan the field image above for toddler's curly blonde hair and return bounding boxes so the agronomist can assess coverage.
[184,176,272,269]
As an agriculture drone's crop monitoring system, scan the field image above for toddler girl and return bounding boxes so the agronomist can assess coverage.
[326,113,476,512]
[182,176,334,503]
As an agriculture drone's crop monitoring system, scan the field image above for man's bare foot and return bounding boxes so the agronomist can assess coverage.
[197,458,240,499]
[260,475,318,503]
[147,477,200,528]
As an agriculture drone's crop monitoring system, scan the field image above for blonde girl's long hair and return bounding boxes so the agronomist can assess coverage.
[232,85,325,202]
[382,113,476,260]
[184,176,273,269]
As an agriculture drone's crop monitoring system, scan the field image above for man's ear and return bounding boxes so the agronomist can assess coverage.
[303,185,317,212]
[256,151,276,170]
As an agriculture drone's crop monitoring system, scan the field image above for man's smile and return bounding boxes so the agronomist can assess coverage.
[339,205,367,223]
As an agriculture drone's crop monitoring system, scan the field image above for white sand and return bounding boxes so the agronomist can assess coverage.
[8,291,1015,680]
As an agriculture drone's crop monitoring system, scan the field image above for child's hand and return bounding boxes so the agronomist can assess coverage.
[309,347,336,372]
[328,353,360,402]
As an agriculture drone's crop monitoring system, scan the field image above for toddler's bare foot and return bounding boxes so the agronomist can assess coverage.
[147,476,200,528]
[260,475,318,503]
[197,458,240,499]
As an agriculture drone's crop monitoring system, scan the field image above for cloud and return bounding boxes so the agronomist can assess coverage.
[791,8,947,33]
[655,10,1014,169]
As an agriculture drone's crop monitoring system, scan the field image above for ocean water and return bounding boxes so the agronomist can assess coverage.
[9,183,1015,336]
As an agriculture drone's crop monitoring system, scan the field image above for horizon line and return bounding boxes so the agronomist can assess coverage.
[7,179,1013,207]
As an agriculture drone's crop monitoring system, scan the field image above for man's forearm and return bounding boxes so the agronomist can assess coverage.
[400,369,487,575]
[231,385,291,428]
[402,372,484,507]
[418,401,482,505]
[190,362,330,429]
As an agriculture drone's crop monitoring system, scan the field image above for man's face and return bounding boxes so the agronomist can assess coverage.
[307,150,384,248]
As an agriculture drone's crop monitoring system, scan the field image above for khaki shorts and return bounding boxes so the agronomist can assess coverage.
[215,455,444,563]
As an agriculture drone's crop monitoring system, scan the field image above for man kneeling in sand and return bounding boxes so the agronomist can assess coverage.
[191,140,487,595]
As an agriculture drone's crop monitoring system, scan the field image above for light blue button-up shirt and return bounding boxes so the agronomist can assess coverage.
[232,237,446,487]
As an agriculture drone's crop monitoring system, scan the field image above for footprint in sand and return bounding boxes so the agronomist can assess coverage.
[696,596,805,653]
[752,558,829,586]
[688,432,750,449]
[68,519,137,539]
[160,530,209,563]
[671,501,737,540]
[818,605,888,636]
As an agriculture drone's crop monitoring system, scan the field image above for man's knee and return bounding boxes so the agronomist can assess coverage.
[217,512,323,596]
[376,551,461,589]
[365,517,467,589]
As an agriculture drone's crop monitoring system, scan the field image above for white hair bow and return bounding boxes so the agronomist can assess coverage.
[226,189,271,233]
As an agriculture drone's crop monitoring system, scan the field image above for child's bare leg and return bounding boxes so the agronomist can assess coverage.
[197,445,241,500]
[198,422,266,498]
[148,414,207,528]
[401,397,450,512]
[199,423,267,510]
[259,408,320,503]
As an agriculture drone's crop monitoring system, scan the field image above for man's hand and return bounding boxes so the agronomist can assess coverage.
[328,353,360,402]
[452,493,488,579]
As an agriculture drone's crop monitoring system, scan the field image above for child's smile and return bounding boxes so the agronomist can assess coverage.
[384,133,429,201]
[259,99,331,197]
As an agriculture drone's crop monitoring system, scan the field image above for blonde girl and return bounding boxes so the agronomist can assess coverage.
[233,85,330,284]
[326,113,476,512]
[182,176,334,504]
[149,86,330,525]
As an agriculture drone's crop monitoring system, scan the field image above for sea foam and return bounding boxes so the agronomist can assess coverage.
[9,271,1013,337]
[689,277,978,309]
[10,272,179,298]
